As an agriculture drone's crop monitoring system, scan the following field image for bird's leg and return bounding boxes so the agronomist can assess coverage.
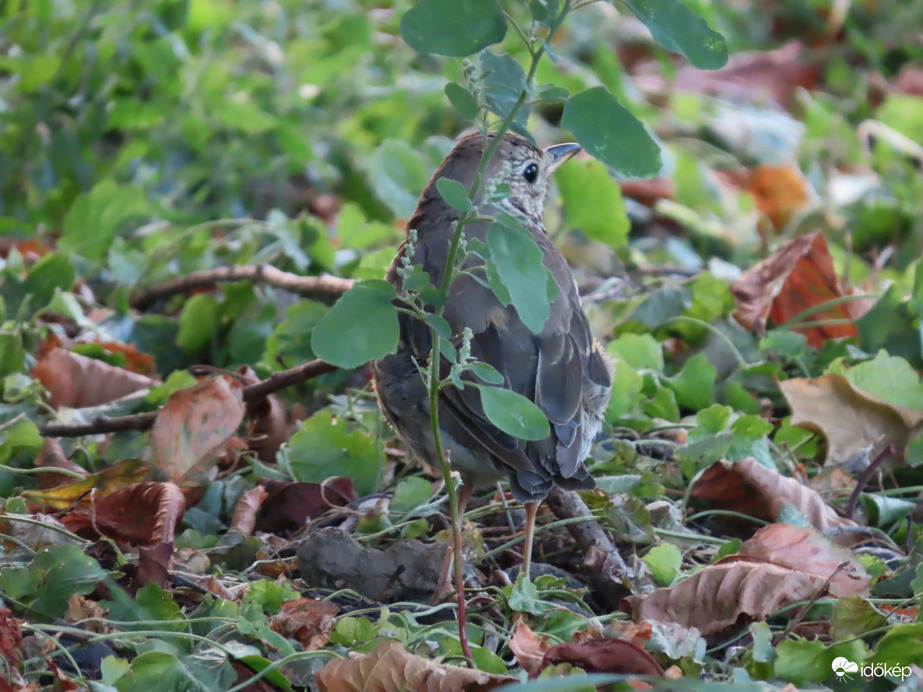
[521,501,539,582]
[432,480,474,601]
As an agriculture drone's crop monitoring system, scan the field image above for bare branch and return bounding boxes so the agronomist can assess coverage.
[38,358,341,438]
[130,265,355,310]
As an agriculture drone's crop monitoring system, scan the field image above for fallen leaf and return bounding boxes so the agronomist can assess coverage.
[64,594,110,633]
[780,374,923,465]
[623,560,828,635]
[147,377,246,483]
[31,348,157,409]
[636,41,820,109]
[230,485,268,536]
[731,232,868,346]
[241,366,290,464]
[257,477,357,533]
[0,606,25,692]
[690,458,863,544]
[509,615,551,677]
[718,164,813,230]
[22,458,147,511]
[34,438,87,489]
[62,481,186,547]
[315,640,515,692]
[96,341,157,376]
[269,598,339,651]
[727,523,870,597]
[541,639,665,677]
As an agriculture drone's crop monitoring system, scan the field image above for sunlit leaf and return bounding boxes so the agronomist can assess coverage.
[311,280,399,369]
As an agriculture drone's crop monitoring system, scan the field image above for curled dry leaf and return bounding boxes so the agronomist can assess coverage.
[731,232,869,345]
[21,458,147,511]
[690,457,863,544]
[0,605,25,692]
[240,366,290,464]
[148,376,246,483]
[257,477,357,533]
[0,513,80,551]
[315,640,515,692]
[509,615,551,677]
[64,595,110,634]
[34,438,87,489]
[230,485,268,536]
[623,560,828,635]
[62,481,186,547]
[542,639,664,677]
[780,374,923,466]
[269,598,339,651]
[728,523,870,597]
[31,348,158,409]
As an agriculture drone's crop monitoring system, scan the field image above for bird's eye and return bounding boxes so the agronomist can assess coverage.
[523,163,538,184]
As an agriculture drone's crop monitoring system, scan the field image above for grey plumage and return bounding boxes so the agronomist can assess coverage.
[373,131,612,506]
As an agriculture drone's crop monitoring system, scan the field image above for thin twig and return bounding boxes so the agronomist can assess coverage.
[129,265,354,310]
[38,358,339,437]
[778,561,848,640]
[845,444,894,519]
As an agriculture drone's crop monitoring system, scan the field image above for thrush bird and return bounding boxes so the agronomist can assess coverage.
[373,131,612,582]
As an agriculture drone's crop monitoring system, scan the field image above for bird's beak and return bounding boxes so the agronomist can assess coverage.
[544,142,581,173]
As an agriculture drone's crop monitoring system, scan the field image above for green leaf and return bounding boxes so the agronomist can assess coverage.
[0,545,108,618]
[643,542,682,586]
[622,0,728,70]
[391,476,434,513]
[562,87,662,177]
[282,409,381,495]
[608,333,664,372]
[487,219,550,334]
[0,333,25,378]
[871,623,923,671]
[468,361,504,385]
[176,294,217,354]
[400,0,506,57]
[436,177,472,211]
[61,180,153,261]
[555,157,629,248]
[665,353,716,410]
[479,385,550,441]
[832,350,923,412]
[311,280,399,369]
[23,253,75,312]
[368,139,432,219]
[445,82,480,120]
[479,51,530,128]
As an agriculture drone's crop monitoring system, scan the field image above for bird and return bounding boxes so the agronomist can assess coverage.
[372,131,612,585]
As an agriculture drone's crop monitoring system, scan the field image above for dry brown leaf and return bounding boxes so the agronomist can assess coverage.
[269,598,339,651]
[240,366,290,464]
[34,438,87,489]
[64,595,110,633]
[22,458,147,511]
[733,165,812,230]
[62,481,186,547]
[230,485,268,536]
[96,341,157,376]
[780,374,923,466]
[623,560,828,635]
[690,458,863,544]
[541,639,664,677]
[731,232,868,345]
[727,523,870,597]
[509,615,551,677]
[147,377,245,483]
[257,477,357,533]
[0,605,25,692]
[31,348,157,409]
[315,640,515,692]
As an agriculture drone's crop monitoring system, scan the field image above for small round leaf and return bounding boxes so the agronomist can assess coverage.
[479,385,550,441]
[311,280,399,369]
[400,0,506,58]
